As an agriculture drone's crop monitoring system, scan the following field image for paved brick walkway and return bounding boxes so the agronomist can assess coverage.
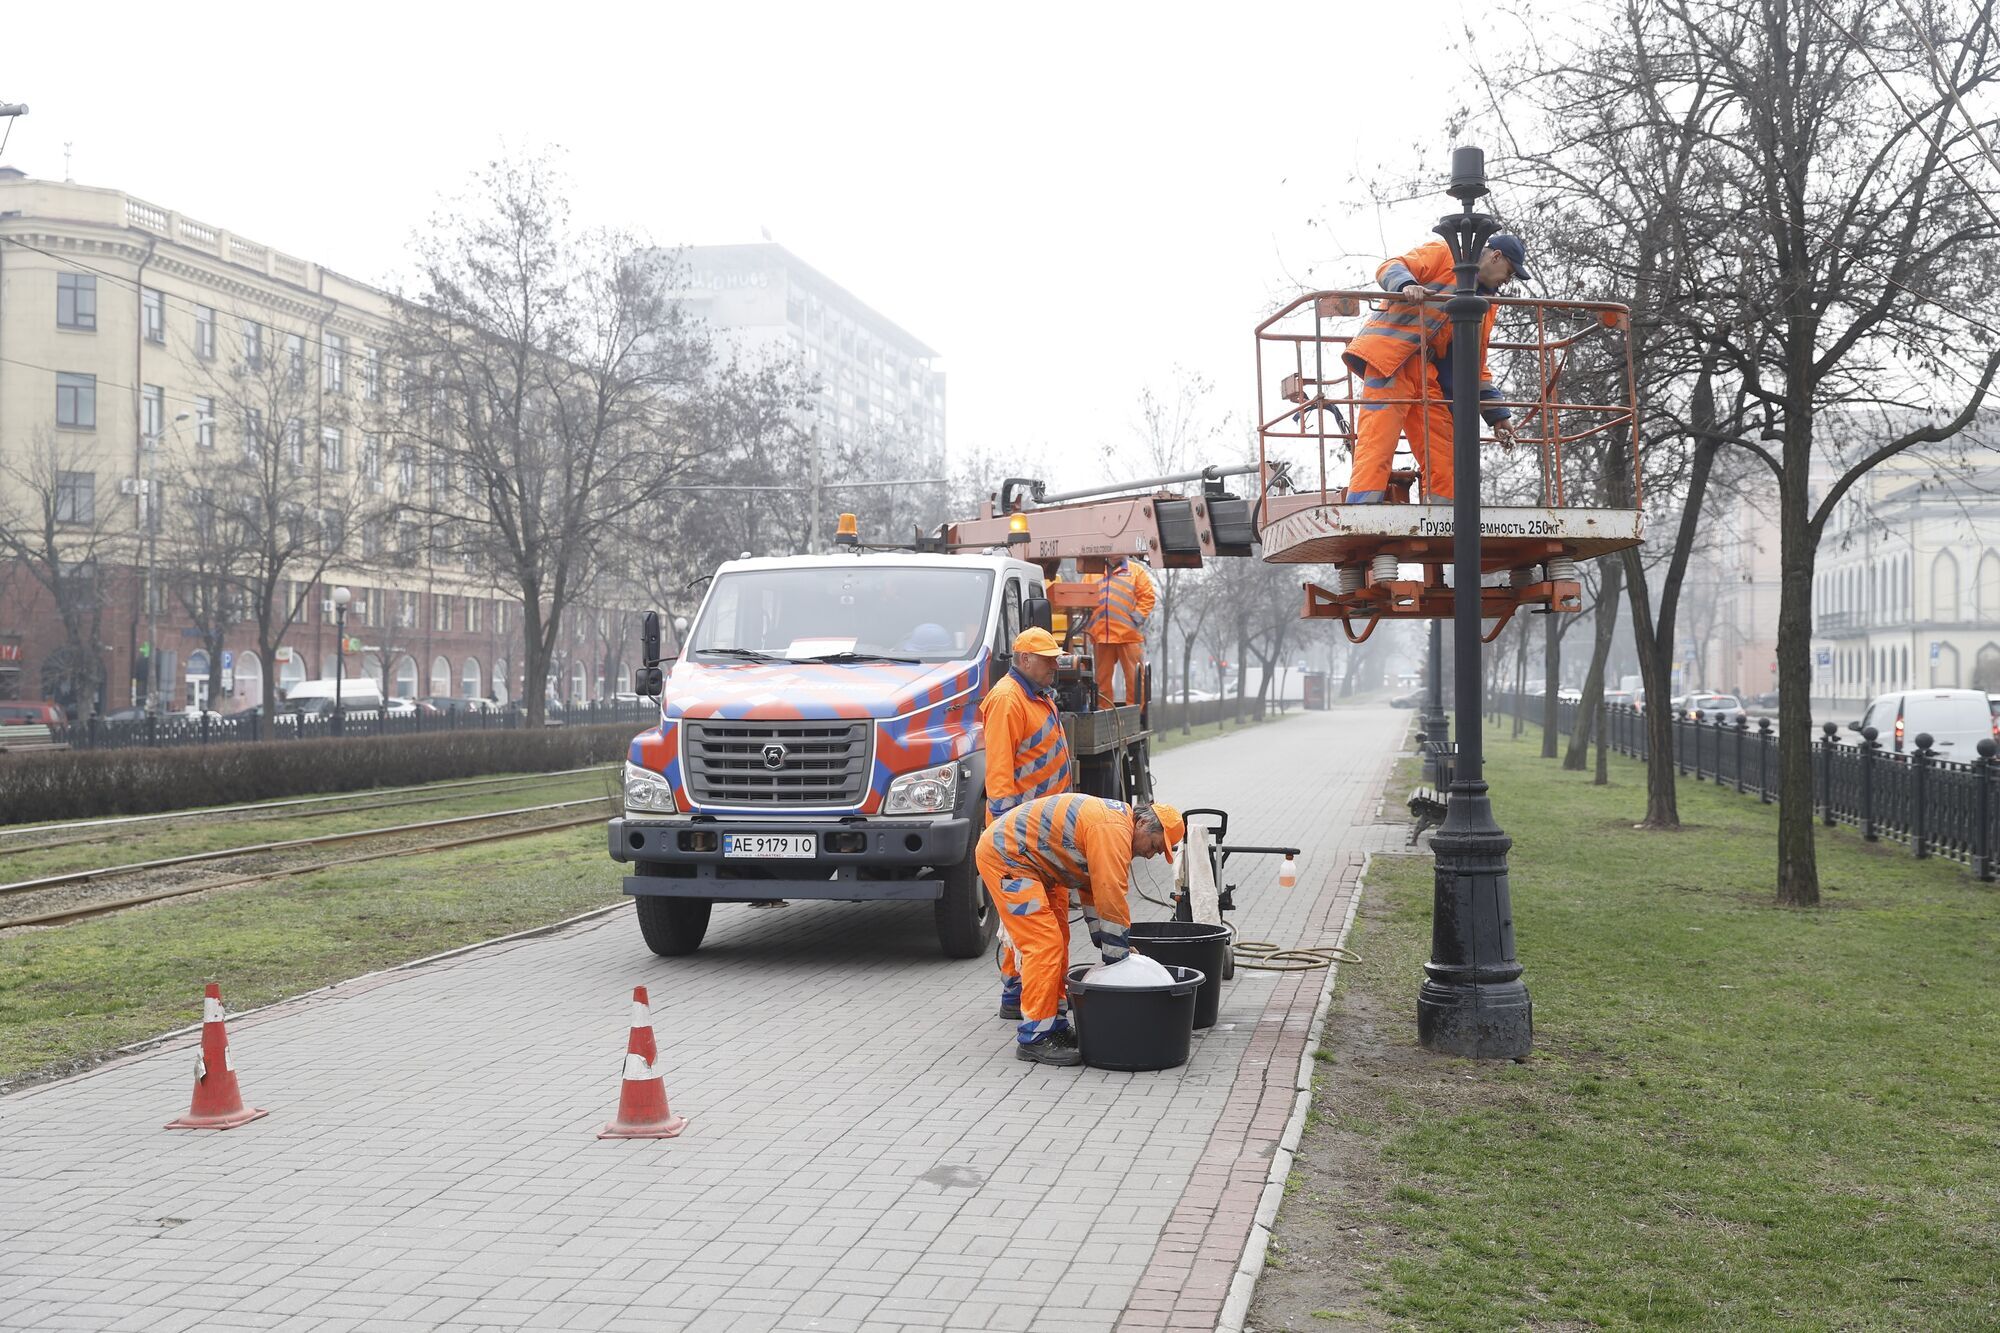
[0,706,1404,1333]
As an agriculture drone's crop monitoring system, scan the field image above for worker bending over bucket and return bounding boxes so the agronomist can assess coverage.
[1086,556,1156,708]
[981,628,1078,1021]
[976,794,1185,1066]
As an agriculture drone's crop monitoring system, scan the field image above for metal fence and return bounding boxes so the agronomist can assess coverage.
[1491,692,2000,883]
[50,701,661,751]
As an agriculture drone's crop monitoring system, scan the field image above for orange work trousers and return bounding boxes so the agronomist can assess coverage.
[1093,639,1145,709]
[1349,359,1455,503]
[977,841,1073,1043]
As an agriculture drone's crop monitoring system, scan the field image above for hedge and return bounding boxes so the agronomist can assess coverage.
[0,724,643,827]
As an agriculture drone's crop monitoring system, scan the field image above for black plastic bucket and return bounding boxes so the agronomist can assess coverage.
[1127,921,1232,1029]
[1065,963,1205,1072]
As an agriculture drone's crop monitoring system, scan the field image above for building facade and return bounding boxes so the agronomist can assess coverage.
[1810,456,2000,716]
[0,171,637,715]
[667,241,945,474]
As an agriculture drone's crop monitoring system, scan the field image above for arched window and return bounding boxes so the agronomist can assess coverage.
[571,661,588,702]
[1978,551,2000,621]
[615,661,631,695]
[1933,551,1961,623]
[1975,643,2000,694]
[280,652,306,690]
[1933,641,1962,688]
[493,658,510,706]
[393,655,418,699]
[232,651,263,711]
[460,657,482,699]
[430,655,451,698]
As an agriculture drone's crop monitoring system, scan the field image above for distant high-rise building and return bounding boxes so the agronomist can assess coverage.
[664,243,945,470]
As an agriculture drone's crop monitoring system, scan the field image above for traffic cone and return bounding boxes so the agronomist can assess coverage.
[164,983,268,1130]
[598,986,687,1139]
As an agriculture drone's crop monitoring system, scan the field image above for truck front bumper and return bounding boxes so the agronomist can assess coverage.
[606,815,974,902]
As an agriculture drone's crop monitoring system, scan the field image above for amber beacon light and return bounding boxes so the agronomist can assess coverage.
[835,513,859,546]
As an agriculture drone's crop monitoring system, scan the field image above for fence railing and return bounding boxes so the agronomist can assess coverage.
[1489,692,1999,883]
[48,701,661,752]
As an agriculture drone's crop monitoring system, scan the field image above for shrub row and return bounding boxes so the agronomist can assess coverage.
[0,724,643,826]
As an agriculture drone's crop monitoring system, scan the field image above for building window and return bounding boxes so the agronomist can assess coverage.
[323,333,346,393]
[397,449,415,492]
[55,471,94,524]
[57,273,97,330]
[142,385,165,447]
[363,522,383,558]
[495,601,507,635]
[467,598,483,634]
[142,288,166,344]
[286,333,305,388]
[320,509,346,553]
[363,434,382,486]
[56,372,96,429]
[195,396,216,448]
[242,407,265,458]
[321,427,344,471]
[363,347,381,402]
[195,305,216,360]
[284,417,304,466]
[241,319,263,370]
[434,595,453,633]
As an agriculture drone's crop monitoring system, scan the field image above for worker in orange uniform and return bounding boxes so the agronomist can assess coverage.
[980,628,1077,1021]
[1339,233,1529,504]
[976,794,1185,1065]
[1086,556,1156,708]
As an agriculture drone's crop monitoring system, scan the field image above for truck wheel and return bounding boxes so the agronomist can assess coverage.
[934,853,996,959]
[636,894,712,957]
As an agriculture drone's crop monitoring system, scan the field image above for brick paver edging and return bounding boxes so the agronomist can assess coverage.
[1113,770,1393,1333]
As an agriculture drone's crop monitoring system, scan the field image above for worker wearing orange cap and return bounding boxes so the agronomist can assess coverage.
[1340,234,1527,504]
[1085,557,1156,708]
[976,794,1185,1065]
[981,628,1079,1020]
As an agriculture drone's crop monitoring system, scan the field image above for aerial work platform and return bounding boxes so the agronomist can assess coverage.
[1252,289,1644,639]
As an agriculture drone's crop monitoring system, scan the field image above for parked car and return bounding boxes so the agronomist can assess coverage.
[1603,689,1636,710]
[1686,693,1743,719]
[0,701,66,751]
[1852,689,1997,757]
[384,697,420,718]
[1556,687,1582,703]
[284,678,386,715]
[1753,692,1780,709]
[99,706,150,724]
[1390,690,1425,709]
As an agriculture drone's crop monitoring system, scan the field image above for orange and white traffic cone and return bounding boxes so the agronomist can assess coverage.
[598,986,687,1139]
[164,983,268,1130]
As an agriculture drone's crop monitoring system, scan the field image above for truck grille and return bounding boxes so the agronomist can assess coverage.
[683,719,874,807]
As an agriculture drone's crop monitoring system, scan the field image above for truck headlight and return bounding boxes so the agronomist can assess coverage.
[623,762,676,814]
[883,761,958,816]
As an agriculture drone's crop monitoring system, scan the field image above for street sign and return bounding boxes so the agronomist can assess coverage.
[1816,648,1832,667]
[222,651,234,671]
[221,670,234,691]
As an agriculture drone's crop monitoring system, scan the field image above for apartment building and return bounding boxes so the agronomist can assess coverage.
[0,170,637,714]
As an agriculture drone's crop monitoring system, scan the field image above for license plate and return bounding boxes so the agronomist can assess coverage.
[722,833,817,859]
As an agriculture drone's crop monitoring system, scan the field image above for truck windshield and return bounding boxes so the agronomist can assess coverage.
[689,566,997,664]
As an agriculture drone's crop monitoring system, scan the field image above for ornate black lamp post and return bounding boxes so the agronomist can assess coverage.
[331,585,351,737]
[1416,147,1533,1059]
[1421,620,1450,783]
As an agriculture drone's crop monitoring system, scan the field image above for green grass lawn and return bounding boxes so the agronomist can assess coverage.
[1277,721,2000,1331]
[0,825,622,1087]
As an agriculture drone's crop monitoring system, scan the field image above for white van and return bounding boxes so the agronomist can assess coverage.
[283,677,385,717]
[1853,689,1996,757]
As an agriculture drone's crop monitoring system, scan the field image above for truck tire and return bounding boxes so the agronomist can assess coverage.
[934,851,996,959]
[636,894,712,957]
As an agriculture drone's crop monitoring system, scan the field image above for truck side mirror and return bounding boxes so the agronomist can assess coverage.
[1846,720,1861,732]
[639,611,665,697]
[1023,595,1053,632]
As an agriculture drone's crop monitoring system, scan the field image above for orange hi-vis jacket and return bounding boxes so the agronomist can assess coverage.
[1085,559,1156,645]
[978,666,1075,822]
[984,793,1138,948]
[1342,240,1511,428]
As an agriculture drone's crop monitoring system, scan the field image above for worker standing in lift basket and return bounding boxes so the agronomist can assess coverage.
[1086,556,1156,708]
[1339,233,1530,504]
[976,795,1185,1066]
[980,628,1078,1021]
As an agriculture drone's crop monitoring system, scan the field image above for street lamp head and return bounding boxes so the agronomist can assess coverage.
[331,585,352,608]
[174,411,192,423]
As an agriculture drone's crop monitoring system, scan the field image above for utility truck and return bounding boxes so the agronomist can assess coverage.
[606,470,1257,958]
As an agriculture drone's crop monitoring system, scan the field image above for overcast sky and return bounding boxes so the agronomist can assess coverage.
[2,1,1491,488]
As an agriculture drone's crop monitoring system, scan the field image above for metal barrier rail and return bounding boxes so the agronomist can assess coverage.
[40,701,660,752]
[1485,691,2000,883]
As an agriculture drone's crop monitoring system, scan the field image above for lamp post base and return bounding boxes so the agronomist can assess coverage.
[1418,782,1532,1060]
[1417,977,1533,1058]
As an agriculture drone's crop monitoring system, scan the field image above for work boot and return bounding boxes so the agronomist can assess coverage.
[1015,1033,1082,1067]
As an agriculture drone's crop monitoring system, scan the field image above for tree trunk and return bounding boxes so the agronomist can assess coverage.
[1233,623,1249,725]
[1179,634,1197,735]
[1565,557,1625,769]
[521,597,551,727]
[1622,548,1680,827]
[1540,612,1561,757]
[1776,445,1821,905]
[1512,618,1528,738]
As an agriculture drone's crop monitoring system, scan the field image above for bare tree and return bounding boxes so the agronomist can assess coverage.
[395,151,715,724]
[158,440,252,715]
[1127,370,1232,704]
[0,433,122,718]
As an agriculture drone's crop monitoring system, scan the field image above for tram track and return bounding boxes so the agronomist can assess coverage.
[0,799,614,931]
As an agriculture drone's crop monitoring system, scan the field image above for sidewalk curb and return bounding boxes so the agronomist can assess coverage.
[1218,848,1377,1333]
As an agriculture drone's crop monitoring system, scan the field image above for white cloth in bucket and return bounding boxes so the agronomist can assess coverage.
[1083,953,1176,988]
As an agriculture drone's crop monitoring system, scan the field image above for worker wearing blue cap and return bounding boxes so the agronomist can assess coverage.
[1339,233,1530,504]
